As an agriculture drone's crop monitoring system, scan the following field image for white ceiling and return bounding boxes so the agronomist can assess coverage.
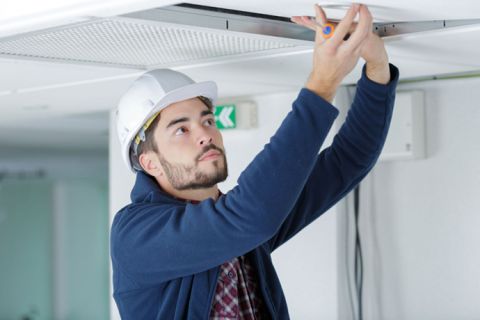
[1,0,480,150]
[192,0,480,21]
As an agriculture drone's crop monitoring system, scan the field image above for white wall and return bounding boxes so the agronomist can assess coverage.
[108,89,342,319]
[0,149,109,320]
[53,179,110,320]
[0,179,53,320]
[360,76,480,320]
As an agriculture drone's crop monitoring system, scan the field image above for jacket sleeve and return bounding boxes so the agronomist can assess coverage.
[111,87,339,286]
[267,63,400,252]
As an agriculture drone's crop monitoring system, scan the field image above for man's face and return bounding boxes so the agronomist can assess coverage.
[150,97,228,190]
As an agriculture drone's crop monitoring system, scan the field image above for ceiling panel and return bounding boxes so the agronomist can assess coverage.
[0,57,140,94]
[385,25,480,67]
[1,0,480,150]
[190,0,480,22]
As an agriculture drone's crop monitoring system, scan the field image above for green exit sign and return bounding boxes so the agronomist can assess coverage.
[214,104,236,129]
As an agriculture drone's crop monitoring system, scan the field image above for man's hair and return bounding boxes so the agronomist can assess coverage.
[130,96,214,171]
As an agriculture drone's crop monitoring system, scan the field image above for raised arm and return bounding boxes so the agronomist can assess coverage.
[268,62,399,252]
[268,4,398,251]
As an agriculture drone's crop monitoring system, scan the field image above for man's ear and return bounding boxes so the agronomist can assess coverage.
[138,152,164,177]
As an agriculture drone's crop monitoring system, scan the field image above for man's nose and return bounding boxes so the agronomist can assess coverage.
[199,136,213,146]
[197,128,213,147]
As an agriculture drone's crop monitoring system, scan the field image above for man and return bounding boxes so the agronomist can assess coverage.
[111,3,399,319]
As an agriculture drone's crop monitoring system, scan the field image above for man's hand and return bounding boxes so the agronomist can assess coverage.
[291,4,390,101]
[359,22,390,84]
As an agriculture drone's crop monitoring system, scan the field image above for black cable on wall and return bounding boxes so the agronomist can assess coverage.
[354,185,364,320]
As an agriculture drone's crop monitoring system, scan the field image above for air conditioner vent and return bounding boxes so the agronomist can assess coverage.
[0,15,306,69]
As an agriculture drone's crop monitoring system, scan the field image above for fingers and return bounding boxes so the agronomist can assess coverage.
[313,4,328,44]
[344,5,373,52]
[290,4,369,47]
[290,5,327,28]
[315,4,328,26]
[328,3,360,48]
[290,16,316,34]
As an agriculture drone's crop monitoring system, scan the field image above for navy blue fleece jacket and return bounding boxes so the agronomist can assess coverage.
[110,63,400,319]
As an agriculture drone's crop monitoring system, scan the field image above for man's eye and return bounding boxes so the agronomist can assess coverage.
[175,127,188,136]
[204,119,215,126]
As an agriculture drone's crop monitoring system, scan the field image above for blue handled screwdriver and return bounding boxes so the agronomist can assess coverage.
[310,18,336,39]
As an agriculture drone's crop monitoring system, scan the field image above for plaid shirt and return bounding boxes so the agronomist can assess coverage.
[209,255,266,319]
[177,194,266,319]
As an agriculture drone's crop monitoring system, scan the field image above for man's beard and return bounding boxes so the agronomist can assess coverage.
[158,145,228,190]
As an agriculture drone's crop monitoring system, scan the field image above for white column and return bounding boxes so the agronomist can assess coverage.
[109,110,136,320]
[52,181,67,320]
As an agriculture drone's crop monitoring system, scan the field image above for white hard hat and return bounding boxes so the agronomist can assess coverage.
[115,69,218,172]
